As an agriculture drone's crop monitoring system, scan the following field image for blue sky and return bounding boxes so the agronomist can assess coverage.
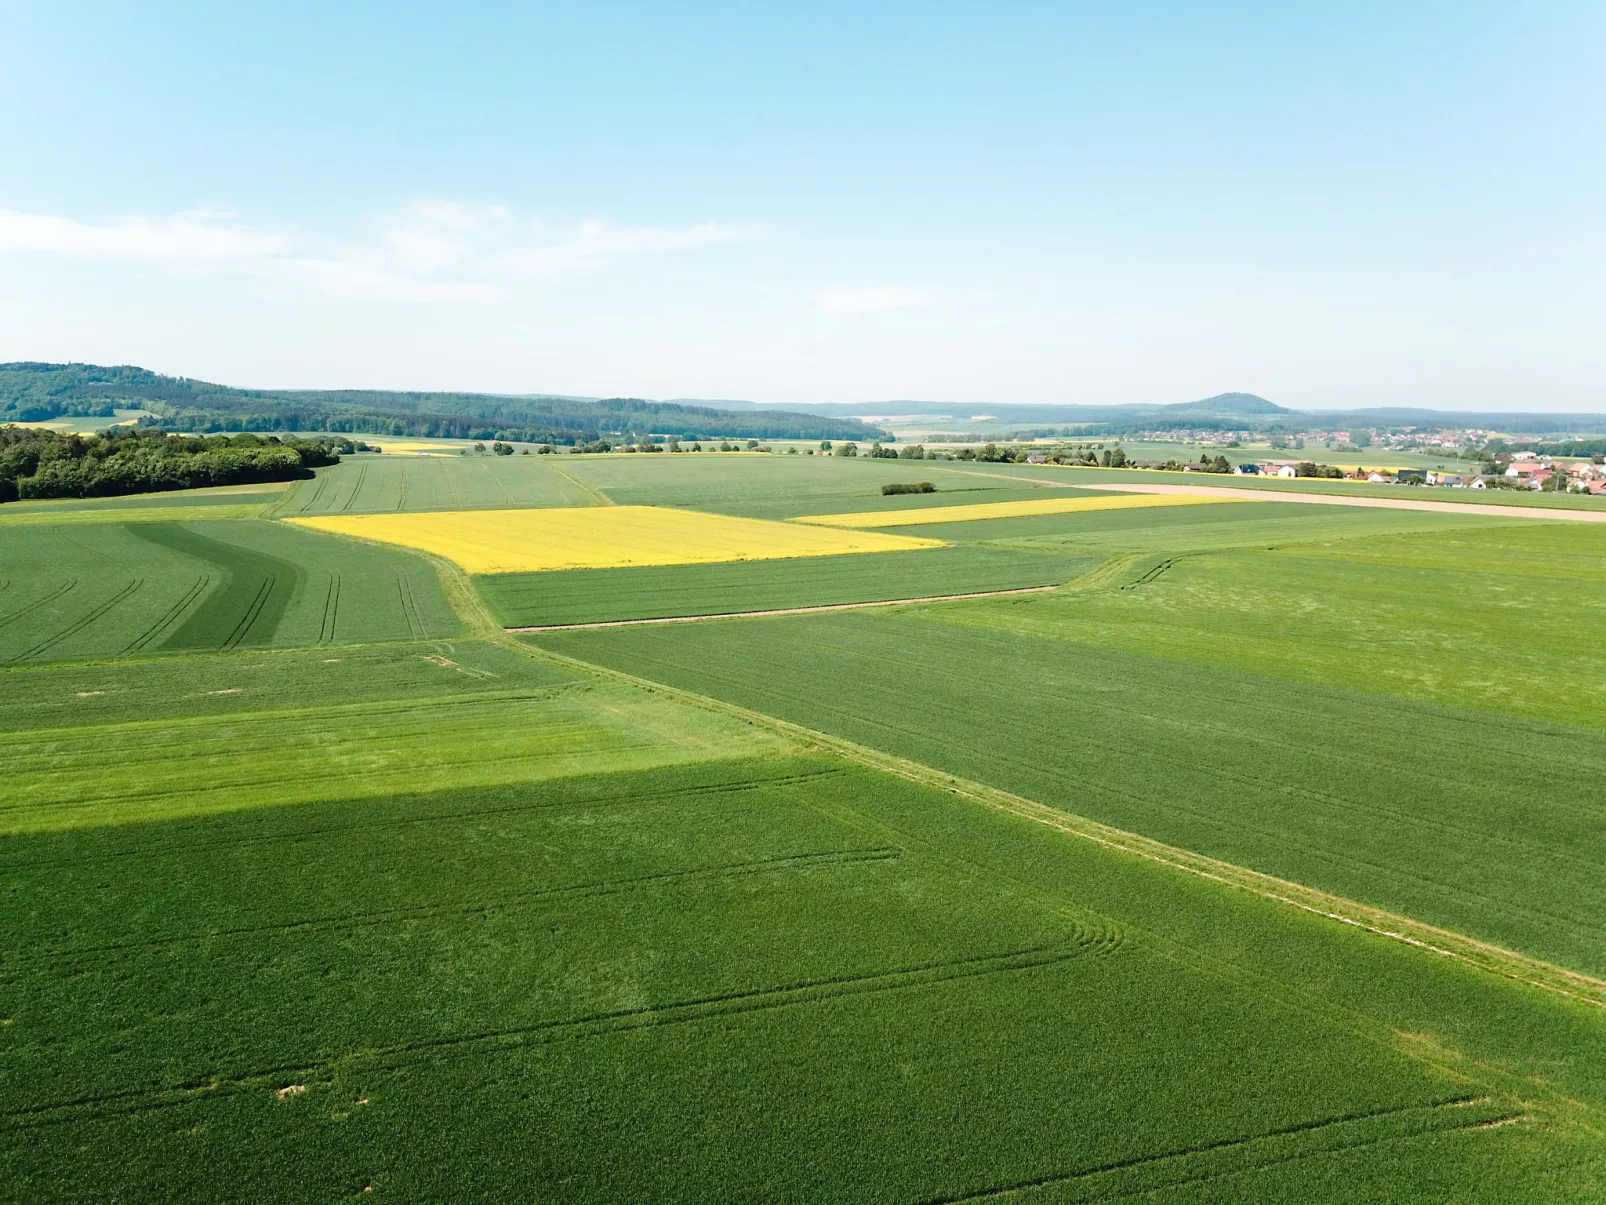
[1,1,1601,409]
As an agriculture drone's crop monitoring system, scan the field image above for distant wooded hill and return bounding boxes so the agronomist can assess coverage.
[0,363,887,444]
[716,392,1606,436]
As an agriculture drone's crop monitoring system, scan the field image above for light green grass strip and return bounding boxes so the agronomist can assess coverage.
[0,683,790,833]
[0,504,269,526]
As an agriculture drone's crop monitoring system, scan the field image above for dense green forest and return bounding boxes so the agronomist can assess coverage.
[0,426,345,501]
[0,363,886,443]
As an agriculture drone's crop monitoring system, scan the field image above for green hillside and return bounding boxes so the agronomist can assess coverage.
[0,362,887,443]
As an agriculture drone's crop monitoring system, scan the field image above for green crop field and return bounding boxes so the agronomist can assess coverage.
[3,450,1605,1201]
[274,454,602,515]
[478,544,1099,627]
[552,452,1087,519]
[0,519,459,663]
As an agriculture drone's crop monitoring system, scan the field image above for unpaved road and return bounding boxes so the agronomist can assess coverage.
[506,584,1059,632]
[1081,481,1606,522]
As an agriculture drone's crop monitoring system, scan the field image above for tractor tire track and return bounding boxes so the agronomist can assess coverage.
[7,578,144,664]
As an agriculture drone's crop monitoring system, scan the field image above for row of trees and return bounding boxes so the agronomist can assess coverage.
[0,363,888,443]
[0,426,344,502]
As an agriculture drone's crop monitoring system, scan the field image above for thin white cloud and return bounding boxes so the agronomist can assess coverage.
[0,210,290,267]
[821,286,928,314]
[0,203,752,302]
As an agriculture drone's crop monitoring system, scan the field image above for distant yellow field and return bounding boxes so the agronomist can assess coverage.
[287,505,944,573]
[793,492,1251,528]
[369,439,471,455]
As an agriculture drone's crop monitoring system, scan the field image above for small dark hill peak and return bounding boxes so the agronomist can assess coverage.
[1162,392,1291,416]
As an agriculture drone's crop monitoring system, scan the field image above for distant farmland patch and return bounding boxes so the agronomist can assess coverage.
[794,491,1249,528]
[274,455,601,515]
[288,505,943,574]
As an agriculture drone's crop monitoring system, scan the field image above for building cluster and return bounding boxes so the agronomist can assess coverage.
[1231,456,1606,493]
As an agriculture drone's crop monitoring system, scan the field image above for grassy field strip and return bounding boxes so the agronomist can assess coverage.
[1080,482,1606,522]
[0,504,269,526]
[523,643,1606,1008]
[0,482,289,515]
[548,461,615,505]
[288,505,944,573]
[793,492,1247,528]
[0,684,791,832]
[505,585,1063,632]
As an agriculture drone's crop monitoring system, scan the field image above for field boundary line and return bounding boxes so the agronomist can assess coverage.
[548,462,615,506]
[517,643,1606,1009]
[423,538,1606,1007]
[938,466,1087,489]
[505,585,1061,632]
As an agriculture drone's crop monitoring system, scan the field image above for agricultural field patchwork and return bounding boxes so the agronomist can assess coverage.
[4,450,1606,1200]
[288,504,942,574]
[532,510,1606,980]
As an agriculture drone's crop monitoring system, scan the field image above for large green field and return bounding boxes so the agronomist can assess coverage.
[272,454,601,515]
[479,544,1099,627]
[4,450,1605,1201]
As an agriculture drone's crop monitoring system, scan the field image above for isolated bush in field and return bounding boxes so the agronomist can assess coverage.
[882,482,936,495]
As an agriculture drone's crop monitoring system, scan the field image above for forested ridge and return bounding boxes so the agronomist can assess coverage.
[0,426,346,501]
[0,362,886,443]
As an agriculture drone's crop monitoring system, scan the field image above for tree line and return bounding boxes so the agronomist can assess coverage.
[0,426,346,502]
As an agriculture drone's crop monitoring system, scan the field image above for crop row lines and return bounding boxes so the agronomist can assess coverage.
[921,1095,1521,1205]
[0,847,901,970]
[0,765,853,871]
[4,940,1093,1130]
[523,644,1606,1009]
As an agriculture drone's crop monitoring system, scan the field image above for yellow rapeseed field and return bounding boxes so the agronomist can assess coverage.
[792,492,1251,529]
[287,505,943,574]
[368,439,474,455]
